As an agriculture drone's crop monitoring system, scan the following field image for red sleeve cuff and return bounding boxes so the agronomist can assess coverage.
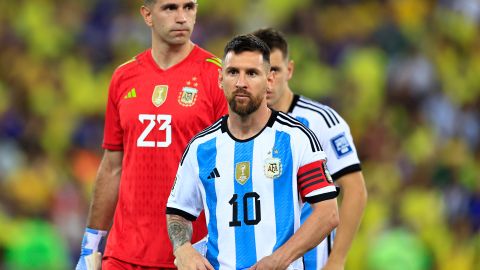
[102,142,123,151]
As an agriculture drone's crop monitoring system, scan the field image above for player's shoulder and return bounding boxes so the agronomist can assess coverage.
[274,111,313,137]
[180,117,224,164]
[273,111,322,152]
[275,110,304,127]
[193,116,224,143]
[293,95,347,130]
[193,45,222,69]
[111,50,149,79]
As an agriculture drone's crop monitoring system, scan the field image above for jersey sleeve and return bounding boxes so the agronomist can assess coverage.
[102,71,124,150]
[212,81,228,119]
[296,134,338,204]
[204,57,228,120]
[319,113,361,180]
[166,144,204,221]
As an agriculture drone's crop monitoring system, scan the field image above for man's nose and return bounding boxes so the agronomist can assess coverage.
[176,9,187,23]
[235,73,247,88]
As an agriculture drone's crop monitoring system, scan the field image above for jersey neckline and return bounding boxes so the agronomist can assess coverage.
[145,44,200,73]
[221,110,278,142]
[287,94,301,113]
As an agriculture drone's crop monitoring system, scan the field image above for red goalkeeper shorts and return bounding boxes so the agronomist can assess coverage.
[102,256,175,270]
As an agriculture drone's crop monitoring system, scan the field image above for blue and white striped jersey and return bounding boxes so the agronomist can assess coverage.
[288,95,362,269]
[167,111,338,270]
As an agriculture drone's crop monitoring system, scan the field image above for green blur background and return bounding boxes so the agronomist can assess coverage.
[0,0,479,269]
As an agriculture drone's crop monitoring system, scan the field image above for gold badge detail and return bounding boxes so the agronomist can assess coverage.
[235,161,250,185]
[264,157,282,179]
[152,85,168,107]
[322,161,333,183]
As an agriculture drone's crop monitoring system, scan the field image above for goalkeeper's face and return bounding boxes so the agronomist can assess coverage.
[266,49,293,109]
[143,0,198,45]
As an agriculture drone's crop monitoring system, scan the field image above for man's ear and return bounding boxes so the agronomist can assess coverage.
[287,60,294,81]
[267,70,275,90]
[218,69,224,89]
[140,5,153,27]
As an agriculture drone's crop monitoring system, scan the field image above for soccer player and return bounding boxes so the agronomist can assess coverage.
[252,28,368,270]
[75,1,227,269]
[166,34,339,270]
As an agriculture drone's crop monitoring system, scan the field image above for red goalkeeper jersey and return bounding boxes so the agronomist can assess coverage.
[102,45,227,267]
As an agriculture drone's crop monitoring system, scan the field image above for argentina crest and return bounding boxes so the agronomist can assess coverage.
[178,86,198,107]
[178,76,199,106]
[235,161,250,185]
[264,157,282,179]
[152,85,168,107]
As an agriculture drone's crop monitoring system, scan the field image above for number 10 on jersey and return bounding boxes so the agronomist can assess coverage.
[229,192,261,227]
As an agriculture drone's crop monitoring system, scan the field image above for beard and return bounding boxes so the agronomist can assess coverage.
[228,89,264,116]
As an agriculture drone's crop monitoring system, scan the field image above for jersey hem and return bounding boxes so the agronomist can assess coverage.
[305,190,338,204]
[103,255,175,268]
[166,207,197,221]
[331,163,362,181]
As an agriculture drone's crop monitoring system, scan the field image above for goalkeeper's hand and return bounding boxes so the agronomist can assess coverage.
[76,252,102,270]
[75,228,107,270]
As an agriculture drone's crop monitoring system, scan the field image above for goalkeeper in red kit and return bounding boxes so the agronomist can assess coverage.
[75,0,227,269]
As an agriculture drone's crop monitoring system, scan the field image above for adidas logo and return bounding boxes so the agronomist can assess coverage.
[124,88,137,99]
[207,168,220,179]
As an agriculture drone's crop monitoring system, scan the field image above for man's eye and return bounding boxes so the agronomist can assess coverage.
[164,5,177,11]
[185,3,195,10]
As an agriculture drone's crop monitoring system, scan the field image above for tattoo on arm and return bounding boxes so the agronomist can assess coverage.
[167,215,193,251]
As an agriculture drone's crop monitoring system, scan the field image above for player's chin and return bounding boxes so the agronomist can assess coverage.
[168,35,190,45]
[265,94,274,104]
[232,102,259,116]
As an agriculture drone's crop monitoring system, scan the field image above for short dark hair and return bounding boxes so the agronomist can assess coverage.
[144,0,198,7]
[251,28,289,60]
[144,0,156,6]
[223,34,271,65]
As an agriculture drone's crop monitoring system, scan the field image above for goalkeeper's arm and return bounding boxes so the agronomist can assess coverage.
[76,150,123,270]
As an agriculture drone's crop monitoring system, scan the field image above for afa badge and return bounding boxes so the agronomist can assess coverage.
[152,85,168,107]
[178,76,199,107]
[178,87,198,107]
[264,157,282,179]
[235,161,250,185]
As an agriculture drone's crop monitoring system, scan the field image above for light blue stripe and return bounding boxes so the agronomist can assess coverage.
[272,131,294,251]
[198,138,220,269]
[295,116,317,270]
[234,140,256,269]
[301,204,317,269]
[294,116,310,128]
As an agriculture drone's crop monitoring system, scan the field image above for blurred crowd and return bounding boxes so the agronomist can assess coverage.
[0,0,479,269]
